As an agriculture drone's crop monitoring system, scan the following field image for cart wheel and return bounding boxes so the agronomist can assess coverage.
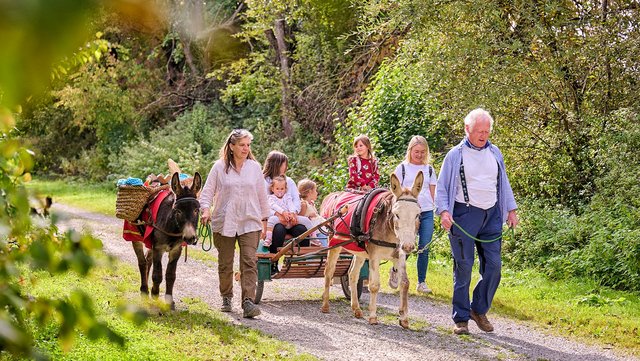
[255,280,264,304]
[340,275,363,301]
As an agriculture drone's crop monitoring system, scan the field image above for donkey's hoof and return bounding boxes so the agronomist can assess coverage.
[369,317,378,325]
[321,305,330,313]
[399,319,409,329]
[170,302,176,311]
[354,309,363,318]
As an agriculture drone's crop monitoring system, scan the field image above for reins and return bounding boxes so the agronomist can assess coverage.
[142,196,200,237]
[334,193,418,251]
[369,196,419,250]
[406,220,517,259]
[135,194,201,262]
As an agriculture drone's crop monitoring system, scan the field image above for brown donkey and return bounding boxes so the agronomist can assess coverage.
[132,171,202,310]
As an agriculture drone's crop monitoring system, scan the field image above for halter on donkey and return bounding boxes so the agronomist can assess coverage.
[320,171,423,328]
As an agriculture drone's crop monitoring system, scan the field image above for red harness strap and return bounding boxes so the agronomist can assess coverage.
[327,191,388,252]
[122,190,171,249]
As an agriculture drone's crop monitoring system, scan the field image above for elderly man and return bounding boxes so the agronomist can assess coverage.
[435,108,519,335]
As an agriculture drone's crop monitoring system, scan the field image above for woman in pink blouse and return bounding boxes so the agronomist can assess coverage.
[199,129,270,319]
[346,134,380,191]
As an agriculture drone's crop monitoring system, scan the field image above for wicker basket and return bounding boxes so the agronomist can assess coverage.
[115,185,151,221]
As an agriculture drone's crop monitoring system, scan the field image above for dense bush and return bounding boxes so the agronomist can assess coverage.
[109,103,230,180]
[313,55,453,196]
[17,99,95,175]
[343,59,447,160]
[502,110,640,291]
[18,52,162,181]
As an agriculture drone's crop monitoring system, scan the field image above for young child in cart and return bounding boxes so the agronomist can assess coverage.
[298,178,328,247]
[264,176,315,246]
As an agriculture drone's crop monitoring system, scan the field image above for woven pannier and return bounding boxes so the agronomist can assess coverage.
[115,185,152,221]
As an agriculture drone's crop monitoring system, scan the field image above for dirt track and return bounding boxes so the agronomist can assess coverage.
[53,202,637,361]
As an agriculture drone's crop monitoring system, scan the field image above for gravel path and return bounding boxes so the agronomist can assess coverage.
[52,203,637,361]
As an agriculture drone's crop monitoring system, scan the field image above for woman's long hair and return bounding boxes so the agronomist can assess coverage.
[220,129,255,173]
[404,135,431,165]
[262,150,288,180]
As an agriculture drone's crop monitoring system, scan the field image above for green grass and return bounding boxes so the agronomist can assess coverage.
[3,253,315,361]
[27,179,116,216]
[29,178,640,356]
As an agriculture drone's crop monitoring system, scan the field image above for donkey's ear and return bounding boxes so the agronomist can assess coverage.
[170,172,182,195]
[390,173,402,198]
[191,172,202,195]
[411,171,424,198]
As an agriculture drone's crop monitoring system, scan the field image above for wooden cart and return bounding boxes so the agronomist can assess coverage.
[254,208,368,304]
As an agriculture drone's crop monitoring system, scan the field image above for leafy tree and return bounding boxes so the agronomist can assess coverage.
[399,0,640,209]
[345,58,447,159]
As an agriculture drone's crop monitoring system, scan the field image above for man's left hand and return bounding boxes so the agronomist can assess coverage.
[507,210,519,229]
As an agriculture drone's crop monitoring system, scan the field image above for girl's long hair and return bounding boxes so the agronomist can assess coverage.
[352,134,375,159]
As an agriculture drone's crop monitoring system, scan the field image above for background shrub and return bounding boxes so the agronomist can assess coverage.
[108,103,229,179]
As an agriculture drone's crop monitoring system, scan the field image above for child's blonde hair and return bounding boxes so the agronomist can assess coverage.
[404,135,431,165]
[269,175,288,193]
[297,179,317,200]
[352,134,374,159]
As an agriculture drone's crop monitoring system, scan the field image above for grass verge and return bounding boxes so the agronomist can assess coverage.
[27,179,116,216]
[2,252,315,361]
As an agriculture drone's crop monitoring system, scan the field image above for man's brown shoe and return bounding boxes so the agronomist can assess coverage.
[470,309,494,332]
[453,321,469,335]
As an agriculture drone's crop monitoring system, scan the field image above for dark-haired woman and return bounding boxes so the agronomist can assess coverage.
[262,151,310,256]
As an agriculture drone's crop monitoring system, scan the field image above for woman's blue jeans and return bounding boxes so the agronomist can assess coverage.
[417,210,434,284]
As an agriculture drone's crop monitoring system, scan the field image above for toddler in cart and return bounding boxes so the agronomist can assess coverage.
[264,176,315,246]
[298,178,328,247]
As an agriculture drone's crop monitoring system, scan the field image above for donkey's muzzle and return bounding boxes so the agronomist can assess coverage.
[182,223,198,245]
[401,242,415,254]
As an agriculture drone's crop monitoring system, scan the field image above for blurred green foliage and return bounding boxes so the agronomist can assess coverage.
[1,0,158,358]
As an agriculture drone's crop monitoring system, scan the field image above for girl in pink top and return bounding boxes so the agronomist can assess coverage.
[346,135,380,191]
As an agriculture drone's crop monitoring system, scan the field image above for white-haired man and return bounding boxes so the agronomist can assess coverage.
[435,108,519,335]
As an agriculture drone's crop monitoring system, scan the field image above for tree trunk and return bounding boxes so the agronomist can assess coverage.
[601,0,612,119]
[179,31,199,77]
[265,18,294,137]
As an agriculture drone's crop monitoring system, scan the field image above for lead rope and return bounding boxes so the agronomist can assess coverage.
[452,220,515,243]
[198,222,213,251]
[409,221,516,258]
